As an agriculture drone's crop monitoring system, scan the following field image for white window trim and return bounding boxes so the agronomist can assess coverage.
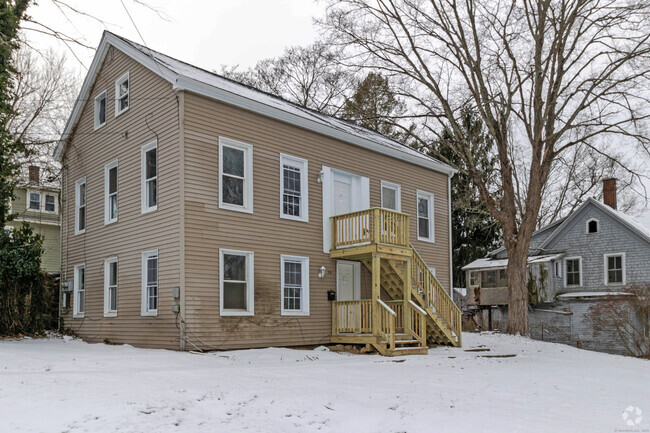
[141,250,159,317]
[219,137,253,214]
[114,72,129,117]
[141,140,158,214]
[604,252,626,286]
[44,193,57,214]
[380,180,401,212]
[73,264,85,319]
[468,270,480,287]
[564,256,582,288]
[104,159,118,225]
[27,190,41,211]
[280,255,310,316]
[219,249,254,316]
[586,218,599,234]
[104,257,118,317]
[279,153,308,222]
[94,90,107,130]
[75,177,86,235]
[416,190,435,243]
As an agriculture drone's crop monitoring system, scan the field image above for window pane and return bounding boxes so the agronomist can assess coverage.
[224,254,246,281]
[109,167,117,194]
[120,95,129,111]
[147,257,158,284]
[119,80,129,97]
[418,197,429,218]
[109,287,117,311]
[110,195,117,219]
[79,290,85,313]
[29,193,40,210]
[79,183,86,206]
[78,207,86,231]
[223,146,244,177]
[418,217,429,239]
[99,97,106,123]
[382,187,396,210]
[223,282,246,309]
[110,262,117,286]
[283,260,302,310]
[148,285,158,310]
[146,149,157,179]
[222,176,244,206]
[147,179,157,207]
[45,195,55,212]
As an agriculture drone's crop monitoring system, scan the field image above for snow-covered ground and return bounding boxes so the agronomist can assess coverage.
[0,333,647,433]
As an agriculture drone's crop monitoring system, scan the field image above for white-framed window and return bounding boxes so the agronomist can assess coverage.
[219,137,253,213]
[28,191,40,210]
[586,218,599,234]
[417,190,434,242]
[105,160,118,224]
[94,90,107,130]
[381,181,401,212]
[114,72,129,116]
[220,249,254,316]
[554,261,562,278]
[604,253,626,286]
[44,194,56,213]
[141,140,157,213]
[141,250,158,316]
[73,264,86,318]
[564,257,582,287]
[469,270,479,287]
[281,255,309,316]
[75,177,86,235]
[279,154,308,222]
[104,257,118,317]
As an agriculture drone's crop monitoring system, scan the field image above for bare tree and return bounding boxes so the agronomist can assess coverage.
[6,47,79,182]
[321,0,650,334]
[221,42,356,116]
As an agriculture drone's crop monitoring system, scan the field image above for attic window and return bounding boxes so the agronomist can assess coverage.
[586,218,599,234]
[115,72,129,116]
[94,91,107,130]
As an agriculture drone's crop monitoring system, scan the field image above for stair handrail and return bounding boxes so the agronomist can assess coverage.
[376,299,396,351]
[410,244,462,345]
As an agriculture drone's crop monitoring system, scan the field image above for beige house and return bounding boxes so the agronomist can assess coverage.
[55,31,461,355]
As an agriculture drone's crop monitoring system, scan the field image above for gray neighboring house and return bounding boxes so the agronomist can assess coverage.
[462,179,650,355]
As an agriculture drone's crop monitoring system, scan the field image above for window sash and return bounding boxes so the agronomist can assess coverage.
[283,260,303,311]
[566,259,580,286]
[45,195,55,212]
[75,265,85,316]
[94,91,107,129]
[417,192,434,241]
[115,74,129,114]
[282,165,302,217]
[606,255,624,284]
[219,138,253,213]
[220,249,254,315]
[380,181,401,212]
[29,193,40,210]
[105,259,118,314]
[76,179,86,233]
[143,253,158,314]
[141,142,157,213]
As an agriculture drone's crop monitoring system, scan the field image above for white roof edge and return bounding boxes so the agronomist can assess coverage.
[462,253,564,271]
[55,32,456,176]
[174,75,456,175]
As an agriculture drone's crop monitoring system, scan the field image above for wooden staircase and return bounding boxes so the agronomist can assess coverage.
[329,208,462,356]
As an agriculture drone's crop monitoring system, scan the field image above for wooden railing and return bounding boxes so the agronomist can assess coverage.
[377,300,396,351]
[331,300,373,334]
[385,300,404,330]
[408,300,427,347]
[411,245,462,344]
[331,208,409,250]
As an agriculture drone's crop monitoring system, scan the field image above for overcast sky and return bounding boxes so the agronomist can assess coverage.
[25,0,326,71]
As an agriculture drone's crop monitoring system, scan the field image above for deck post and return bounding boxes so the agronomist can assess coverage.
[331,217,337,251]
[373,208,380,243]
[331,302,337,336]
[372,252,381,337]
[404,257,412,336]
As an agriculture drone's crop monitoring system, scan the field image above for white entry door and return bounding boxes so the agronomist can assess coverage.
[333,172,353,216]
[337,261,361,301]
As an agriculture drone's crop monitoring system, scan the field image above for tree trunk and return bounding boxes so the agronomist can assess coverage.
[506,250,529,335]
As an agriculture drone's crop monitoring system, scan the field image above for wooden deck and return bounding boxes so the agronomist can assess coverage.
[329,208,462,356]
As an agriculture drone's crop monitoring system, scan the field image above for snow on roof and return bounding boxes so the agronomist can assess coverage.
[54,32,453,174]
[462,253,564,271]
[557,291,634,299]
[608,207,650,239]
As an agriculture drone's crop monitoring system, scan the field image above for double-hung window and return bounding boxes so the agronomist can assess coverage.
[45,194,56,213]
[115,72,129,116]
[94,90,107,129]
[417,190,434,242]
[281,255,309,316]
[280,154,308,221]
[104,257,118,317]
[73,264,85,318]
[105,160,118,224]
[75,177,86,235]
[381,181,401,212]
[565,257,582,287]
[141,141,157,213]
[220,249,254,315]
[28,192,40,210]
[219,137,253,213]
[141,250,158,316]
[604,253,625,285]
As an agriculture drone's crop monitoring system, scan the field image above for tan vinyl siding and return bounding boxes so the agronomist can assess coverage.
[60,47,181,349]
[182,92,450,350]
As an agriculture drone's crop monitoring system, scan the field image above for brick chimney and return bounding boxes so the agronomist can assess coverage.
[603,178,617,210]
[28,165,40,184]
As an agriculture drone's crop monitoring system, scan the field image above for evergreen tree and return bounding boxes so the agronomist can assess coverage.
[428,109,501,288]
